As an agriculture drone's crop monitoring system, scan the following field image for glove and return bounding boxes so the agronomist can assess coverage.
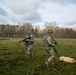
[49,44,53,47]
[54,42,57,45]
[19,41,22,43]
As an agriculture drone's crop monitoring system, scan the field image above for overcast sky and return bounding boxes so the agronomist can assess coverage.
[0,0,76,29]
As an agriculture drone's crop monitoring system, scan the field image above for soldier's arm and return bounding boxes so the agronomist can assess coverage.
[47,37,55,47]
[52,37,57,45]
[20,38,26,42]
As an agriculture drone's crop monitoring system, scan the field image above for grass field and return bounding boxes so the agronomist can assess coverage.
[0,38,76,75]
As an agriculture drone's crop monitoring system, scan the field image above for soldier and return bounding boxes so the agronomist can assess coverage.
[20,31,34,58]
[43,30,57,66]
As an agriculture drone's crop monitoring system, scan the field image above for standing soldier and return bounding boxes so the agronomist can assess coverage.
[20,31,34,59]
[43,30,57,66]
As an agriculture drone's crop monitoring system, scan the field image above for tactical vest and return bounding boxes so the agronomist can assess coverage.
[23,35,34,46]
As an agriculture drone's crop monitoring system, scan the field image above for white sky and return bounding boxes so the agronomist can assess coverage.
[0,0,76,29]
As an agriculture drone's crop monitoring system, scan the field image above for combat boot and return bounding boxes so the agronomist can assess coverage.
[45,61,49,66]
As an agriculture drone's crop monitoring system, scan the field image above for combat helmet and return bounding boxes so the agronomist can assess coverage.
[47,30,53,34]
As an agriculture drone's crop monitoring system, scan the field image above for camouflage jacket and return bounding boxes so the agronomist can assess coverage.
[43,35,56,47]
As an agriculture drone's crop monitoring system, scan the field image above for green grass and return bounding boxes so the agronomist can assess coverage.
[0,38,76,75]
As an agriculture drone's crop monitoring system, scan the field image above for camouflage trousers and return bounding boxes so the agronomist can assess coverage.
[46,46,54,63]
[26,45,33,58]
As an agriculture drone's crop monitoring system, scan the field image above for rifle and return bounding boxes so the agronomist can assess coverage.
[16,36,31,45]
[51,37,59,57]
[16,41,21,45]
[53,47,60,57]
[51,36,57,45]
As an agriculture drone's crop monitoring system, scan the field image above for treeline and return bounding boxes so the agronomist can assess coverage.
[43,22,76,38]
[0,22,76,38]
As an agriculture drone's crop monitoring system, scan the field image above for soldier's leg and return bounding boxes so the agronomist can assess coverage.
[45,47,54,66]
[27,45,33,58]
[47,48,54,64]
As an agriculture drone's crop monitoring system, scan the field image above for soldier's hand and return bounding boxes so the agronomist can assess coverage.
[54,42,57,45]
[19,41,22,43]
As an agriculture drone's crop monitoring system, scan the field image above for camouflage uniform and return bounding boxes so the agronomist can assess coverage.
[43,30,56,65]
[21,34,34,58]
